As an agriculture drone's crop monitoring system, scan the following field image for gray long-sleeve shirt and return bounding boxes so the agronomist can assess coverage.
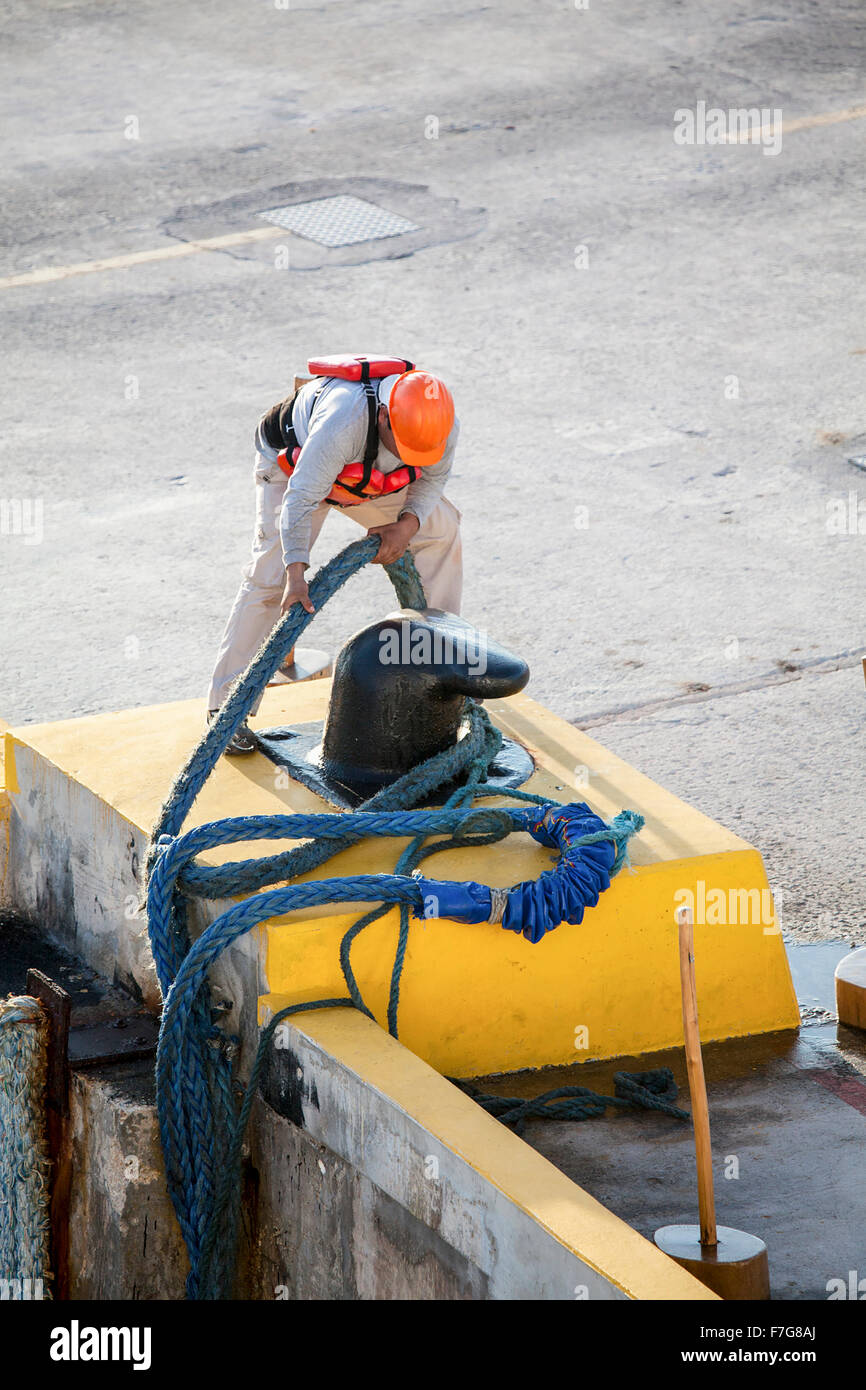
[270,376,459,568]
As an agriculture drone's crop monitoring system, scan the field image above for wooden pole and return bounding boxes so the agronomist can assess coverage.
[656,905,769,1296]
[675,905,717,1250]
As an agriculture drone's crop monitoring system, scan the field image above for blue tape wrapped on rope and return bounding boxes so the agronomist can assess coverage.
[415,876,492,925]
[414,803,644,943]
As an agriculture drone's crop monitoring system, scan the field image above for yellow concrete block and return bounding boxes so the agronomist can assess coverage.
[252,689,798,1075]
[6,684,798,1075]
[261,848,794,1077]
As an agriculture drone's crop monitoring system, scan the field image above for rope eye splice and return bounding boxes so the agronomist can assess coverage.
[412,803,646,943]
[144,535,653,1300]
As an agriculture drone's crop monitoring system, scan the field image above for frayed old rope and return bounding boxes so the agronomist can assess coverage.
[0,995,52,1297]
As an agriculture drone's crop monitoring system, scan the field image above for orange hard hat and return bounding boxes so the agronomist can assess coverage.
[387,371,455,469]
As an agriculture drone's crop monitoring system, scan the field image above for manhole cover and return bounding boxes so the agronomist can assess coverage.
[259,195,420,248]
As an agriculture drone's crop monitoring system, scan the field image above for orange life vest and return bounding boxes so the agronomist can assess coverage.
[278,354,419,507]
[277,445,420,507]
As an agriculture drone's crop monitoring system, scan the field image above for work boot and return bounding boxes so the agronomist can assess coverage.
[207,710,259,756]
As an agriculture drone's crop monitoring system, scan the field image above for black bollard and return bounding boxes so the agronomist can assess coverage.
[321,609,530,793]
[255,609,533,807]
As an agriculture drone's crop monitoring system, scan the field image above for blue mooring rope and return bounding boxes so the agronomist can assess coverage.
[144,535,679,1300]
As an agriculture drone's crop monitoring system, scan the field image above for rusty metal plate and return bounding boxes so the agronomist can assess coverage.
[67,1015,160,1069]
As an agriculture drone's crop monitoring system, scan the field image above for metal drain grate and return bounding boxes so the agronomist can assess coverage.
[258,195,420,248]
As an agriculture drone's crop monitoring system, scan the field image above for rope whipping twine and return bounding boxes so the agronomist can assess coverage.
[145,535,685,1299]
[0,995,52,1296]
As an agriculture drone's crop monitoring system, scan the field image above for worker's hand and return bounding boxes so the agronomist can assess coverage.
[367,513,419,566]
[280,563,315,617]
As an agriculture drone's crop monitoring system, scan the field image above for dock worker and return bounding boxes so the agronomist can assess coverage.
[206,355,462,753]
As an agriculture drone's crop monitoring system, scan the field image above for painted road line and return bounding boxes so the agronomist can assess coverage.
[807,1068,866,1120]
[0,225,285,291]
[724,101,866,144]
[3,102,865,291]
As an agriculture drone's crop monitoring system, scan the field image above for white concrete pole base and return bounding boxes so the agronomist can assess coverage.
[267,648,332,686]
[835,947,866,1031]
[654,1224,770,1300]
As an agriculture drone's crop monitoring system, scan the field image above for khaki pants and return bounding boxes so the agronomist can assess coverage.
[207,449,463,712]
